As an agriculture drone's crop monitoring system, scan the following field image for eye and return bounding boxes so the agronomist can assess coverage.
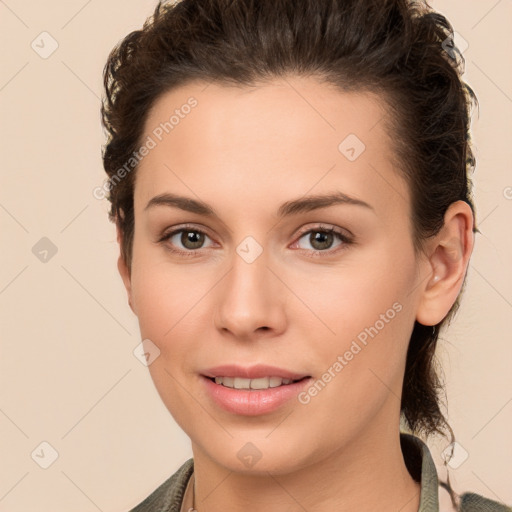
[157,223,353,258]
[158,225,215,257]
[291,225,352,256]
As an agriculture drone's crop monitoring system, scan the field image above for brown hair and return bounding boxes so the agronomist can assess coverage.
[101,0,477,501]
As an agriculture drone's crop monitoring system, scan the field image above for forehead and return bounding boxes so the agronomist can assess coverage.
[134,76,409,219]
[142,76,388,157]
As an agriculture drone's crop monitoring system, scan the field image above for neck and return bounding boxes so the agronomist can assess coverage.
[190,420,421,512]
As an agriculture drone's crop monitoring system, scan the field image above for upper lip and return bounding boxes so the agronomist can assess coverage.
[201,364,310,381]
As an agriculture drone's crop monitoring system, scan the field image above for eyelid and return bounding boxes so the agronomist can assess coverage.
[158,223,213,239]
[293,222,354,240]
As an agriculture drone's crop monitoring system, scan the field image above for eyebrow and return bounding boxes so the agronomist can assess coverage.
[144,191,374,218]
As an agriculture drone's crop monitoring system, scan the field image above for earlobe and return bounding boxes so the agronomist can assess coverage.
[415,201,475,326]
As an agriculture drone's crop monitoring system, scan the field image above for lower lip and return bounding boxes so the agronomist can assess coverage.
[201,376,312,416]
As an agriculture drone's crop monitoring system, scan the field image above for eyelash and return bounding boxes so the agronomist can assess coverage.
[157,223,354,259]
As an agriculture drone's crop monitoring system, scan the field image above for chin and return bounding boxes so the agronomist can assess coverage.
[194,434,318,476]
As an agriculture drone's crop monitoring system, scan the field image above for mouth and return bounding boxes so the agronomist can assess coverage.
[204,375,311,390]
[201,373,314,415]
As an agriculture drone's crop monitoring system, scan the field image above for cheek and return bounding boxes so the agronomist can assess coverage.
[129,260,211,425]
[286,248,417,383]
[289,273,415,437]
[132,274,191,340]
[292,252,414,333]
[129,252,218,361]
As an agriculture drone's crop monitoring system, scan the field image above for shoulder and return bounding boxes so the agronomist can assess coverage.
[400,432,511,512]
[438,478,511,512]
[127,458,194,512]
[458,492,512,512]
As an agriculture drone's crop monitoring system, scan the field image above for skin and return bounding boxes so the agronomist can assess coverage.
[117,76,474,512]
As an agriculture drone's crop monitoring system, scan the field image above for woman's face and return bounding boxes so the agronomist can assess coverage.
[120,76,433,473]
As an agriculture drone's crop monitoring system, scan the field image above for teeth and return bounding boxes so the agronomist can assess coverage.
[213,376,295,389]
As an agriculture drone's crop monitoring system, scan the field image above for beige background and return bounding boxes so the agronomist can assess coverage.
[0,1,511,510]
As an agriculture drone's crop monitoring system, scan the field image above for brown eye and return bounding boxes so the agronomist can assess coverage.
[295,227,350,254]
[308,231,335,250]
[159,226,215,256]
[179,230,206,250]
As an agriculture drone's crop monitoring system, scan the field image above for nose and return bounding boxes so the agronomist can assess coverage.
[214,247,287,341]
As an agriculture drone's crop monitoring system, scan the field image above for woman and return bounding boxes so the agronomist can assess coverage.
[100,0,511,510]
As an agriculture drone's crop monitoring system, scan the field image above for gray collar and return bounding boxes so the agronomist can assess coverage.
[400,432,440,511]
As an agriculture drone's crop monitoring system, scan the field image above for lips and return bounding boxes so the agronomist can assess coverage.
[201,374,313,415]
[201,363,310,381]
[200,364,313,415]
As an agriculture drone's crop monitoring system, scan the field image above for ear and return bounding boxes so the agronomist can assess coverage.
[415,200,475,326]
[116,222,136,315]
